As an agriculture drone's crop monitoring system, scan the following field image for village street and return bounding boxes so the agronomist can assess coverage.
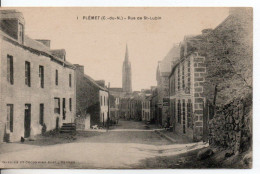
[0,120,209,169]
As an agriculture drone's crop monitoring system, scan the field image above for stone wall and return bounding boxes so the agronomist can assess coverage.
[192,55,206,141]
[169,53,206,141]
[208,95,252,154]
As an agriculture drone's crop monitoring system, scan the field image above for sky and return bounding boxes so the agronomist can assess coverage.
[12,7,229,91]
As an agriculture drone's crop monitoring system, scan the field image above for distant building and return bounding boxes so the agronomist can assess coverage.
[109,94,120,123]
[156,44,180,126]
[142,97,151,121]
[0,10,76,142]
[74,64,109,129]
[120,98,130,119]
[129,96,142,121]
[150,87,158,124]
[122,44,132,93]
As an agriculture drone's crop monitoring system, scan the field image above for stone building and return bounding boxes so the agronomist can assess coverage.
[74,64,109,129]
[109,94,120,123]
[150,87,158,124]
[122,44,132,93]
[0,10,76,142]
[169,35,207,141]
[128,95,142,121]
[156,44,180,126]
[119,97,130,119]
[142,96,151,121]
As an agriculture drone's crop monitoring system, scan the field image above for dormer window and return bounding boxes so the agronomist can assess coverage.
[0,10,25,44]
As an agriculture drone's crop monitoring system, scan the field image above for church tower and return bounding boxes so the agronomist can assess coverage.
[122,44,132,93]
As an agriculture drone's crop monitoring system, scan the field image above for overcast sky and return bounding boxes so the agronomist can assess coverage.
[14,7,229,91]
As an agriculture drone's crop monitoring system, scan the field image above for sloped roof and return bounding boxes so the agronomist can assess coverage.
[24,35,51,53]
[157,44,180,77]
[0,31,75,69]
[83,73,108,92]
[109,88,123,92]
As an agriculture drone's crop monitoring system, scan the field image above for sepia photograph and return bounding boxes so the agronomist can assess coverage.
[0,7,253,169]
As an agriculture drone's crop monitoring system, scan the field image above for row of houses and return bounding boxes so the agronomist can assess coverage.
[0,10,110,143]
[146,8,252,141]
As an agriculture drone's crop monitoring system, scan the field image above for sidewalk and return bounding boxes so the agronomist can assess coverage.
[154,129,193,144]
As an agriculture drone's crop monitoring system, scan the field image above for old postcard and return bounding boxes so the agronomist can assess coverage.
[0,7,252,169]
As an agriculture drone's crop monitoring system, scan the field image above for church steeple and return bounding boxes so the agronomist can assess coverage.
[125,44,129,62]
[122,44,132,93]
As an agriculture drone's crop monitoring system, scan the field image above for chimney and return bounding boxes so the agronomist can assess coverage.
[36,40,51,48]
[74,64,84,74]
[50,49,66,61]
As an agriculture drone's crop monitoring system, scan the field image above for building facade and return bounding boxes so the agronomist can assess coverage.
[142,98,151,121]
[169,38,206,141]
[156,45,180,126]
[74,64,109,129]
[0,10,76,143]
[150,88,158,124]
[109,95,120,123]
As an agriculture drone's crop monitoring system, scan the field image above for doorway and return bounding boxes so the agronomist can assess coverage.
[62,98,66,120]
[24,104,31,138]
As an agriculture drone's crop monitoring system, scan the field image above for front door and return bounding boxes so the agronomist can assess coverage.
[62,98,66,120]
[24,104,31,138]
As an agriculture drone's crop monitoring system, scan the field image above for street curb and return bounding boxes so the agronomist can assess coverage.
[154,130,177,143]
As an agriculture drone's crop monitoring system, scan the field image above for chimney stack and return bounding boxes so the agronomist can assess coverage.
[74,64,84,74]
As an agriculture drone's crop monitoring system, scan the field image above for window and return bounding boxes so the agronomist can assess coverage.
[6,104,14,132]
[104,96,106,106]
[69,98,72,111]
[7,55,14,85]
[177,100,181,124]
[55,70,59,86]
[171,75,175,95]
[177,67,180,90]
[100,96,103,106]
[182,63,185,89]
[182,100,186,134]
[69,74,72,87]
[18,23,24,43]
[187,99,192,128]
[39,104,44,126]
[39,66,44,88]
[187,60,191,94]
[25,61,31,87]
[54,98,60,114]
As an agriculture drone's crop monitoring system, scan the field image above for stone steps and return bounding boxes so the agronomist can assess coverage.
[60,123,76,133]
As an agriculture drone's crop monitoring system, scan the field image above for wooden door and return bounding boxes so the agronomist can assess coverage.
[24,104,31,138]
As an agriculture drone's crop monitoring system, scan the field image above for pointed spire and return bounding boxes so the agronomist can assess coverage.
[125,44,129,62]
